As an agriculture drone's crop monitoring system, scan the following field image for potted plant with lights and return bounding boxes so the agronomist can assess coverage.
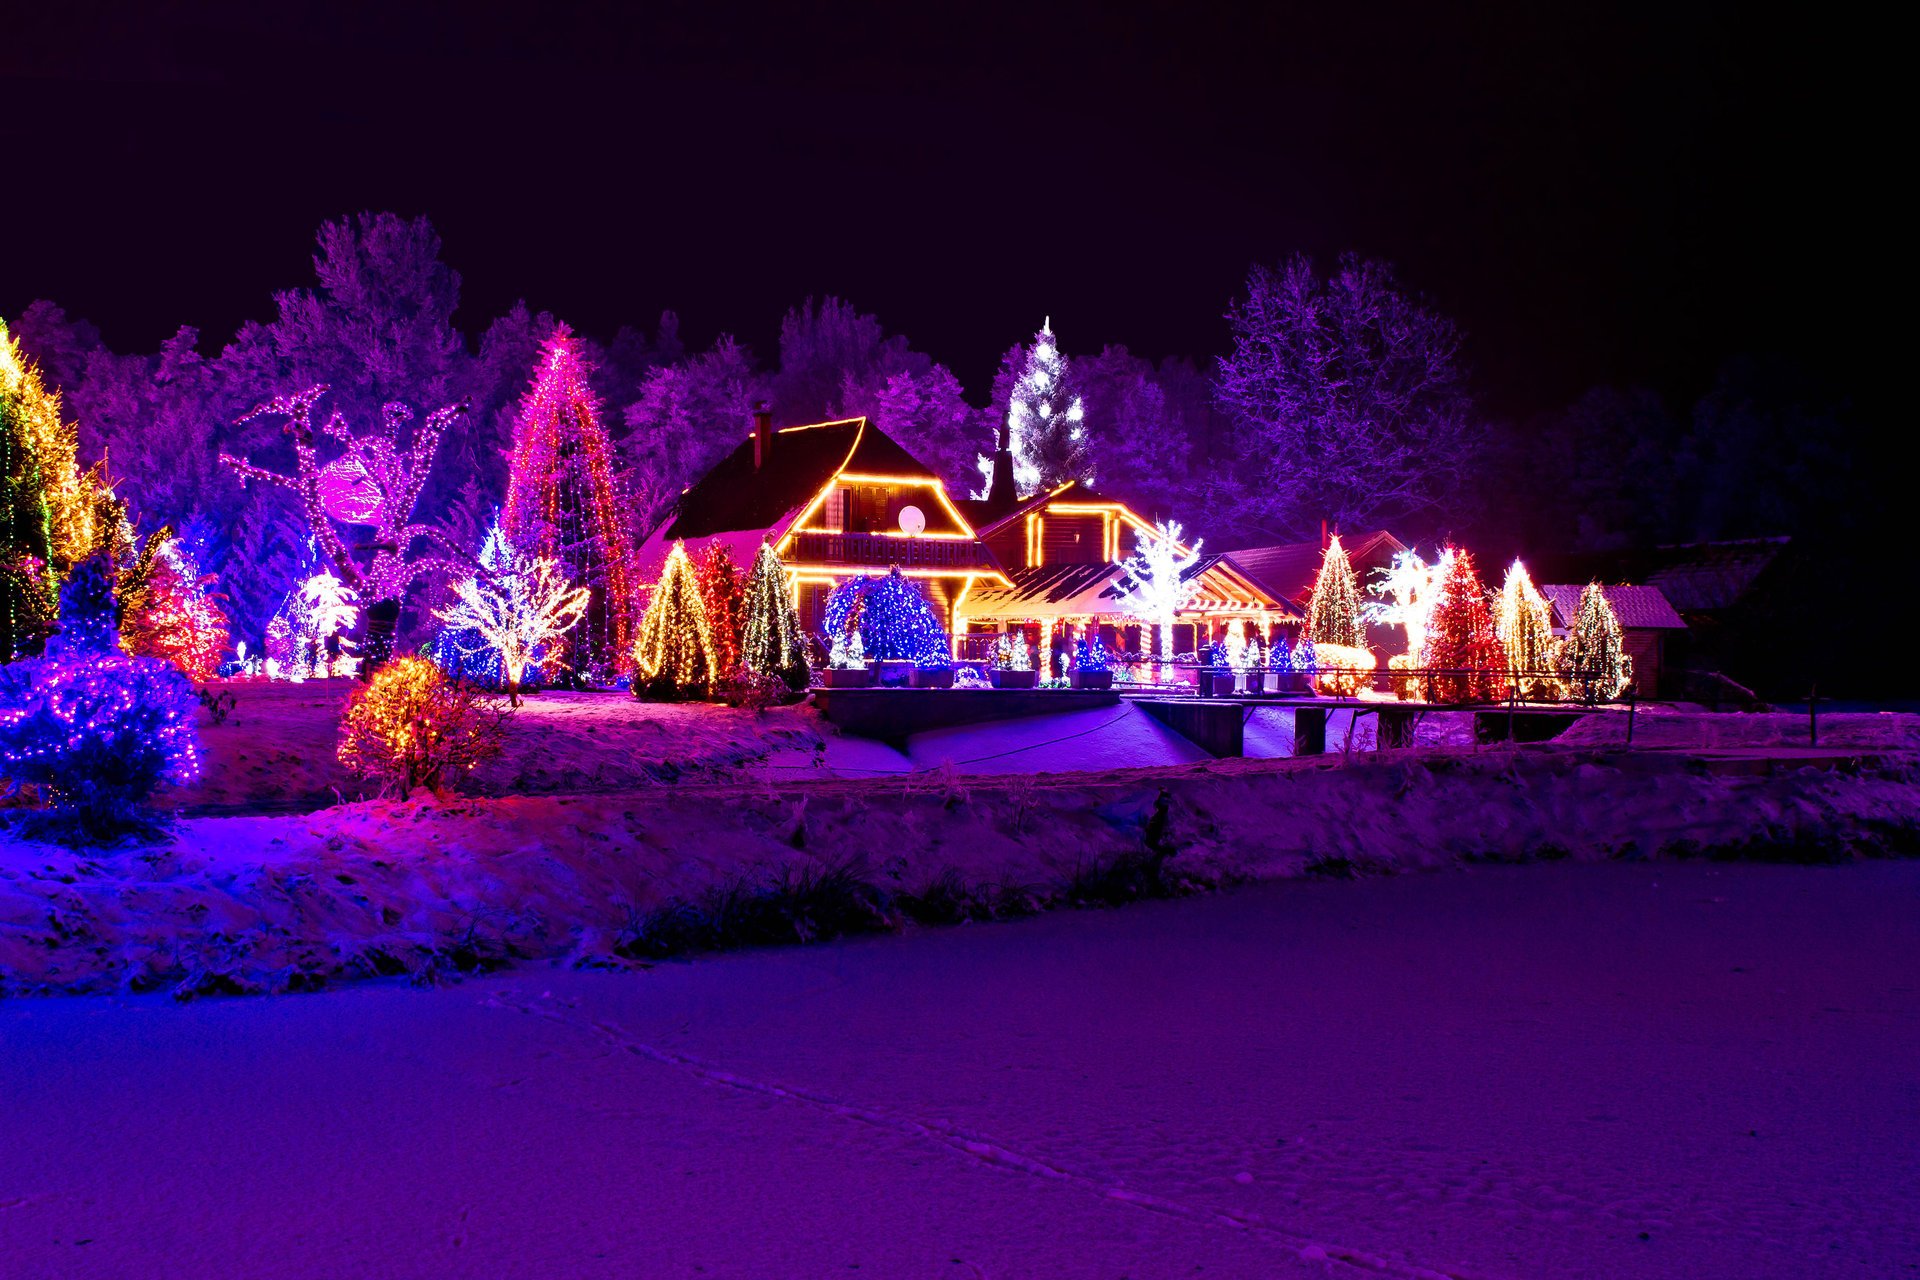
[1279,636,1316,695]
[911,646,956,688]
[990,634,1038,689]
[819,629,873,687]
[1196,641,1230,697]
[1069,638,1113,690]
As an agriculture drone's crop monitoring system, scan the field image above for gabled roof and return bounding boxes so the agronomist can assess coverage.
[1225,530,1408,607]
[963,553,1297,622]
[1525,537,1790,613]
[1541,583,1687,630]
[660,418,907,542]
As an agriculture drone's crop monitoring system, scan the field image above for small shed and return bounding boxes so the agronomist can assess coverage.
[1541,584,1687,698]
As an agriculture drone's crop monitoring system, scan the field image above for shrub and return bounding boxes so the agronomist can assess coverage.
[1312,642,1376,696]
[337,656,510,796]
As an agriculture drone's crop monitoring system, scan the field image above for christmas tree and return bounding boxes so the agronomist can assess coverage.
[1422,548,1507,703]
[1563,583,1633,703]
[0,319,58,659]
[1114,520,1202,670]
[1005,319,1090,494]
[632,541,717,699]
[824,567,947,663]
[695,542,748,678]
[1493,558,1556,699]
[433,523,591,706]
[501,327,638,682]
[1305,534,1363,650]
[120,530,230,682]
[740,541,809,693]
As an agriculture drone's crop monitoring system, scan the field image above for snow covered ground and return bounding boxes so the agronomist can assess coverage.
[4,860,1915,1279]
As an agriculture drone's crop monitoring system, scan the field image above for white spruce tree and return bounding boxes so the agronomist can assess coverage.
[1005,319,1090,494]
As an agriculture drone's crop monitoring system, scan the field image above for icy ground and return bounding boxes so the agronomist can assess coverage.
[4,860,1915,1279]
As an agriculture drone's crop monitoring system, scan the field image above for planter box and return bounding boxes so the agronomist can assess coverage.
[819,666,873,689]
[991,669,1039,690]
[911,666,956,689]
[1196,670,1229,698]
[1069,669,1113,690]
[1261,671,1280,694]
[1280,672,1313,695]
[872,659,915,687]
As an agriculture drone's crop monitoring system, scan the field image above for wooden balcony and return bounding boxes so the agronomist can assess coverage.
[787,530,997,571]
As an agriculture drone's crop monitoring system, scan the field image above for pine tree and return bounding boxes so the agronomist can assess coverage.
[741,541,809,693]
[1564,583,1633,703]
[121,530,231,682]
[1493,558,1555,698]
[632,541,716,699]
[0,320,59,659]
[502,326,638,682]
[1005,319,1090,494]
[695,542,747,678]
[1423,548,1507,702]
[1305,534,1363,649]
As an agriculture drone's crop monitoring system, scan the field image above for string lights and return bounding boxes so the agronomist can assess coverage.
[433,522,590,706]
[336,655,510,796]
[1115,519,1203,672]
[1564,583,1633,703]
[632,541,717,698]
[120,531,230,682]
[1422,547,1507,702]
[740,541,810,693]
[1494,558,1558,699]
[1305,534,1364,650]
[695,542,748,677]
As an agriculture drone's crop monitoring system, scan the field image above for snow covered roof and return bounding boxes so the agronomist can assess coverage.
[964,555,1297,622]
[1224,530,1408,608]
[1541,583,1687,630]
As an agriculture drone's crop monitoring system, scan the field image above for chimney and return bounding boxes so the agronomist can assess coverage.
[986,422,1017,515]
[1320,519,1329,549]
[752,402,773,469]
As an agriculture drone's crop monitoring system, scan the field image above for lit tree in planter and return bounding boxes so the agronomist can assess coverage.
[1305,534,1363,650]
[1422,548,1507,702]
[433,523,590,706]
[632,541,717,699]
[740,541,809,693]
[1563,583,1633,703]
[1494,558,1557,699]
[1115,520,1202,673]
[501,327,638,682]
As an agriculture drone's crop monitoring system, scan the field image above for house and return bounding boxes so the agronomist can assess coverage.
[1539,583,1687,698]
[636,410,1006,639]
[1225,529,1410,654]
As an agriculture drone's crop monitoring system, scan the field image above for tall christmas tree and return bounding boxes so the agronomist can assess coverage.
[1005,318,1090,494]
[740,541,809,694]
[1564,583,1633,703]
[1423,548,1507,703]
[1493,558,1555,698]
[0,319,58,659]
[695,542,747,678]
[1305,534,1363,649]
[632,541,717,699]
[502,326,638,682]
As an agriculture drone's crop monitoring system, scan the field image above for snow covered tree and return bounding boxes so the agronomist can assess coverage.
[1305,534,1363,650]
[740,541,809,694]
[503,327,640,681]
[1115,520,1203,668]
[1563,583,1633,703]
[1216,254,1478,539]
[433,523,591,706]
[861,364,981,496]
[694,542,747,678]
[1494,558,1556,697]
[632,541,717,699]
[1422,548,1507,702]
[1003,319,1090,494]
[266,568,360,680]
[1076,345,1195,519]
[119,530,230,682]
[621,335,765,539]
[1,319,59,659]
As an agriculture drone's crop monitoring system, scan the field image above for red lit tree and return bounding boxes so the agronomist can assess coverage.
[121,530,230,682]
[695,542,747,678]
[501,327,637,681]
[1421,547,1507,702]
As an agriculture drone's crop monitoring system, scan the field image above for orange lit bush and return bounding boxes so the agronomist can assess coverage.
[337,656,509,796]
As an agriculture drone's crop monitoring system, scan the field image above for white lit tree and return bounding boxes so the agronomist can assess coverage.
[434,523,591,706]
[1563,583,1633,703]
[1115,520,1203,672]
[1494,558,1556,697]
[1003,318,1090,494]
[265,567,360,680]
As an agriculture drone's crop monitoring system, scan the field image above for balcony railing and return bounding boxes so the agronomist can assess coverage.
[787,530,993,570]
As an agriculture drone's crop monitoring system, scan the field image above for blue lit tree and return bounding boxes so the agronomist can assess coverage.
[822,567,948,663]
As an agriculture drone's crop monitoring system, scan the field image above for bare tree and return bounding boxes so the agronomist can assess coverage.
[434,523,590,706]
[1215,254,1478,540]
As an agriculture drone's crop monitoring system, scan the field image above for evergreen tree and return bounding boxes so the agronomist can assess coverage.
[1423,548,1507,702]
[1,320,60,659]
[1004,319,1090,494]
[1564,583,1633,703]
[502,326,640,681]
[632,541,716,699]
[1493,558,1555,697]
[741,541,809,693]
[120,529,231,682]
[1305,534,1363,649]
[695,542,747,677]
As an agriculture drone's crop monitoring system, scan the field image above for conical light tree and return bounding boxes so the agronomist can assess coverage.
[0,319,58,659]
[741,541,809,693]
[0,319,111,575]
[1115,520,1203,670]
[120,530,230,682]
[502,326,638,682]
[1305,534,1363,649]
[632,541,717,699]
[695,541,747,678]
[1006,318,1090,494]
[434,523,591,706]
[1563,583,1633,703]
[1494,558,1556,698]
[1422,547,1507,703]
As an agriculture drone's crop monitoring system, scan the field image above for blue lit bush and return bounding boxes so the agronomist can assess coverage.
[0,559,200,841]
[821,567,949,663]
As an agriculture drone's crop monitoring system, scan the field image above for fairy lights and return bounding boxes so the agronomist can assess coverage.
[120,532,230,682]
[1494,558,1558,698]
[631,541,717,698]
[336,655,509,796]
[741,541,810,692]
[1115,519,1203,670]
[1305,535,1364,650]
[1564,583,1633,703]
[1422,548,1508,702]
[433,523,590,706]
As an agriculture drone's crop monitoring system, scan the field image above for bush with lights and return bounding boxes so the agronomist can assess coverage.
[336,655,510,796]
[0,557,201,841]
[740,541,810,695]
[119,529,230,682]
[1311,642,1376,696]
[823,567,949,664]
[632,541,719,700]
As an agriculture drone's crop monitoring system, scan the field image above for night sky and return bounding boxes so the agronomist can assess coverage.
[0,4,1895,423]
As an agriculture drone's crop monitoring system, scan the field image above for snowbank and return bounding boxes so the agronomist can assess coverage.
[5,746,1916,996]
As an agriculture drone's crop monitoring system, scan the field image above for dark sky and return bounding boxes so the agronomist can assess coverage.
[0,3,1895,421]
